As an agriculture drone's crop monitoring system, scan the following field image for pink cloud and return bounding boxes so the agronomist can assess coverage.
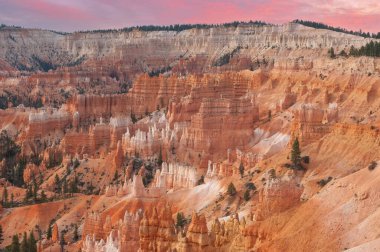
[0,0,379,33]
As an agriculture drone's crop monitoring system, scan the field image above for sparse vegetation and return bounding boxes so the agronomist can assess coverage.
[239,162,244,178]
[176,212,186,228]
[328,47,335,58]
[197,175,205,185]
[157,147,163,166]
[349,41,380,57]
[213,46,241,67]
[286,137,306,170]
[245,182,256,191]
[227,182,237,196]
[60,230,66,252]
[243,190,250,201]
[0,130,21,179]
[317,177,333,187]
[10,234,20,252]
[0,225,3,245]
[368,161,377,171]
[293,20,379,38]
[47,221,53,240]
[46,152,63,169]
[131,112,138,124]
[73,224,79,241]
[301,156,310,164]
[148,65,172,77]
[76,21,268,34]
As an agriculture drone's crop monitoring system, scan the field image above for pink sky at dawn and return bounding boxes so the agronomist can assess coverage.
[0,0,379,32]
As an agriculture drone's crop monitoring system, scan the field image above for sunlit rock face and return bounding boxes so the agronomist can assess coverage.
[2,21,380,252]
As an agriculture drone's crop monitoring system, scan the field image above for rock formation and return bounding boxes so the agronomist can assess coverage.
[2,21,380,252]
[52,223,59,242]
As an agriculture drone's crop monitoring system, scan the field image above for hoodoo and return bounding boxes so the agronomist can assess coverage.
[0,13,380,252]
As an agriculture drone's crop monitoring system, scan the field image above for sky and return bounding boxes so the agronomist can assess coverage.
[0,0,379,33]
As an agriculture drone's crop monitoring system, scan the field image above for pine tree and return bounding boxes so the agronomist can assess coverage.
[131,112,137,124]
[40,190,47,202]
[227,182,237,196]
[32,177,38,202]
[328,47,335,58]
[39,173,43,185]
[2,186,8,207]
[239,162,244,178]
[59,231,65,252]
[0,225,3,245]
[157,147,163,166]
[10,192,14,207]
[63,179,68,195]
[176,212,186,228]
[20,232,27,252]
[47,223,52,240]
[26,185,33,200]
[73,224,79,241]
[291,137,301,168]
[70,174,79,194]
[54,174,61,194]
[11,234,20,252]
[350,45,358,56]
[196,175,205,185]
[28,231,37,252]
[243,190,250,201]
[113,170,119,182]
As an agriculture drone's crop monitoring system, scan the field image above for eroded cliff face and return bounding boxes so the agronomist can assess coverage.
[1,22,380,252]
[0,23,372,72]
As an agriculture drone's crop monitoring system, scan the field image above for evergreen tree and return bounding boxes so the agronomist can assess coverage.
[2,186,8,207]
[243,190,250,201]
[54,174,61,193]
[131,112,137,124]
[113,170,119,182]
[0,130,21,180]
[32,177,38,202]
[73,158,80,169]
[40,190,47,202]
[227,182,237,196]
[70,175,79,194]
[0,225,3,245]
[73,224,79,241]
[46,223,52,240]
[196,175,205,185]
[291,137,301,168]
[11,234,20,252]
[245,182,256,191]
[328,47,335,58]
[59,231,65,252]
[39,172,43,185]
[339,50,347,57]
[20,232,27,252]
[239,162,244,178]
[349,45,358,56]
[28,231,37,252]
[63,178,68,194]
[10,192,14,207]
[26,184,33,200]
[349,41,380,57]
[14,158,26,187]
[176,212,186,228]
[157,147,163,166]
[268,110,272,121]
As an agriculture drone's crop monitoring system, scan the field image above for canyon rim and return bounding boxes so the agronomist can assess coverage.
[1,2,380,252]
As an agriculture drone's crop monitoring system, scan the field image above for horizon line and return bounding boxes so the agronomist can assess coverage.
[1,19,378,35]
